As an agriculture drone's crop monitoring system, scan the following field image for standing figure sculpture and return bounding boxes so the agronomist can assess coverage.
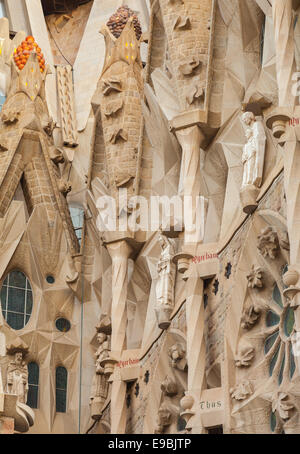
[240,111,266,214]
[6,351,28,404]
[90,326,111,420]
[155,234,176,330]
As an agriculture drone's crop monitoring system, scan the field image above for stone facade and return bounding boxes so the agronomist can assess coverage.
[0,0,299,435]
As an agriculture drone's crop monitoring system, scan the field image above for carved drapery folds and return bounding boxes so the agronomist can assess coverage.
[90,317,112,420]
[5,342,29,404]
[240,112,266,214]
[0,340,35,432]
[155,234,176,330]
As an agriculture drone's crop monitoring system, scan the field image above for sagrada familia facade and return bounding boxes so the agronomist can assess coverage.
[0,0,299,435]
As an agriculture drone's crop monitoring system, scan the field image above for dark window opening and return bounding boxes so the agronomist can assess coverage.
[27,362,39,409]
[207,425,223,434]
[56,366,67,413]
[46,275,55,284]
[56,317,71,332]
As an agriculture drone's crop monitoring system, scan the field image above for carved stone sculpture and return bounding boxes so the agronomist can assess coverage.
[2,110,20,124]
[173,16,191,31]
[235,345,255,367]
[257,227,280,259]
[186,84,205,106]
[247,265,263,289]
[272,392,295,424]
[241,303,262,330]
[5,346,29,404]
[240,112,266,214]
[58,178,72,196]
[154,401,173,434]
[102,77,122,95]
[179,58,201,76]
[230,380,253,401]
[155,234,176,330]
[168,343,187,371]
[90,322,111,420]
[161,376,178,397]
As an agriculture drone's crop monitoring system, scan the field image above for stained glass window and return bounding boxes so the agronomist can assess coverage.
[0,271,33,330]
[266,266,296,433]
[27,362,39,409]
[56,366,67,413]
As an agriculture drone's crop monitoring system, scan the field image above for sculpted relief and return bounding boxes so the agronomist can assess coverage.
[240,112,266,214]
[6,351,28,404]
[90,319,111,420]
[155,234,176,330]
[5,342,30,405]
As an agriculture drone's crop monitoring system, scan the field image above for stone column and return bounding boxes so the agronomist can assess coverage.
[110,375,127,435]
[267,0,295,138]
[172,123,207,431]
[106,239,132,434]
[179,269,207,433]
[272,0,295,110]
[173,124,206,272]
[186,271,206,395]
[107,240,132,353]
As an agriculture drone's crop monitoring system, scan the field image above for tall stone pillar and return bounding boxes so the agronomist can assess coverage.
[106,240,132,354]
[272,0,295,110]
[110,376,127,435]
[170,121,208,432]
[186,270,206,394]
[172,122,206,272]
[106,239,132,434]
[267,0,295,138]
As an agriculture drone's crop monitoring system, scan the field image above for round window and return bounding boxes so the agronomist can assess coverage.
[46,275,55,284]
[0,270,33,330]
[55,318,71,333]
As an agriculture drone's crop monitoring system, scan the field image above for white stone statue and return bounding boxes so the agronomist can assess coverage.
[241,112,266,189]
[6,351,28,404]
[90,331,110,420]
[155,233,176,330]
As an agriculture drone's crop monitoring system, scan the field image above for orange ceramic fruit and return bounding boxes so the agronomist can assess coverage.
[14,36,45,73]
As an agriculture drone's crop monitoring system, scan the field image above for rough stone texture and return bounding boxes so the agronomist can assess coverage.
[0,0,300,436]
[0,417,14,434]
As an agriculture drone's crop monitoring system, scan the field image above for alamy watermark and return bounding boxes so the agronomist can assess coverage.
[96,189,207,243]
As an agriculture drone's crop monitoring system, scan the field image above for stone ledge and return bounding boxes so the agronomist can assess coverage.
[170,109,208,132]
